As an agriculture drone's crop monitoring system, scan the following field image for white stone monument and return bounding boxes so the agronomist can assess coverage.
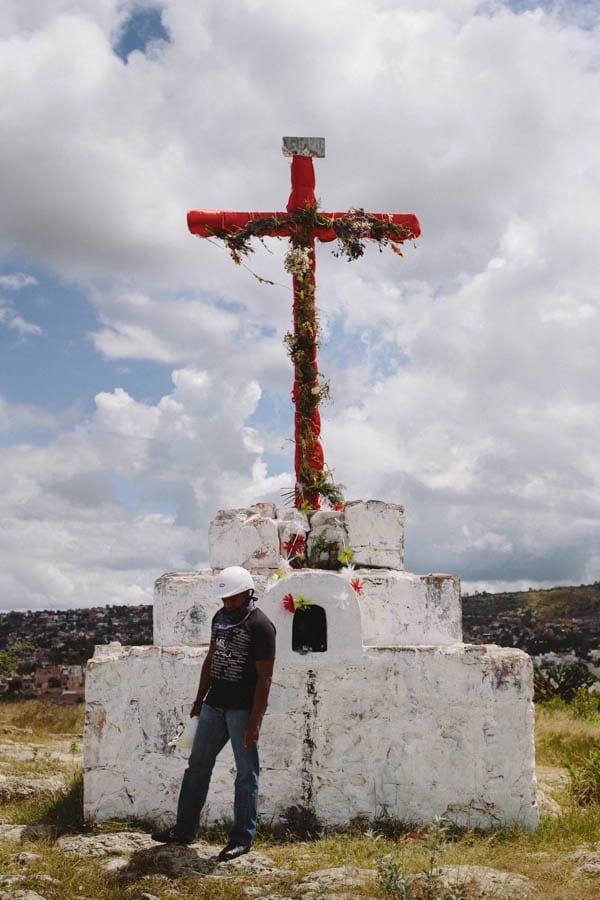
[84,500,538,830]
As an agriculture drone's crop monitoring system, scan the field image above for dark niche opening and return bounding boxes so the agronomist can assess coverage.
[292,605,327,654]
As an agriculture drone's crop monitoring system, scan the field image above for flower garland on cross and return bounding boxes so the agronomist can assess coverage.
[187,138,420,510]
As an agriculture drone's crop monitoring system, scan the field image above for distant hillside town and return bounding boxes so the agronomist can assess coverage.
[0,605,152,702]
[1,584,600,701]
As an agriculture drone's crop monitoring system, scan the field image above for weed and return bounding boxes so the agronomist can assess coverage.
[568,745,600,806]
[571,686,600,720]
[375,819,478,899]
[376,850,418,898]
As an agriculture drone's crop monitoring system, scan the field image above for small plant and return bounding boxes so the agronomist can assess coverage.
[571,686,600,720]
[375,819,477,899]
[568,745,600,806]
[338,545,354,565]
[308,532,341,569]
[376,851,418,898]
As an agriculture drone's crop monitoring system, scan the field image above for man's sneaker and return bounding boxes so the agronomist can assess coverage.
[217,841,251,862]
[151,827,194,845]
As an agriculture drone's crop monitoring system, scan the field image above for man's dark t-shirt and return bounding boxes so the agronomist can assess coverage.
[205,607,276,710]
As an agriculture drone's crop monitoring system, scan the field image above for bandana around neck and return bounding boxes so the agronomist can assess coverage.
[215,597,256,630]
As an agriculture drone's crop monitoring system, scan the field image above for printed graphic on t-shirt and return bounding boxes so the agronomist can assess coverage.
[211,625,253,684]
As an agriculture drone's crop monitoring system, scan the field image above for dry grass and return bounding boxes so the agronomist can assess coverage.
[535,703,600,768]
[1,700,600,898]
[0,698,85,738]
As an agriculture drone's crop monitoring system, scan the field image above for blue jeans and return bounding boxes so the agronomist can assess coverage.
[175,703,260,845]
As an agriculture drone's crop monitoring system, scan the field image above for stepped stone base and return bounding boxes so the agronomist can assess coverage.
[84,643,538,830]
[153,569,461,648]
[83,498,538,832]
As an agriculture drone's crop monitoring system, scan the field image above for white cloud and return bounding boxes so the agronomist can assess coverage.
[0,0,600,608]
[0,273,37,290]
[0,300,43,337]
[0,367,289,608]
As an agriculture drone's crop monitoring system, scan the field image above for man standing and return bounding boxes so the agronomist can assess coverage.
[152,566,276,861]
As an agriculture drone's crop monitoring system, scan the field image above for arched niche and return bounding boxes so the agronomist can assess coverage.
[292,604,327,654]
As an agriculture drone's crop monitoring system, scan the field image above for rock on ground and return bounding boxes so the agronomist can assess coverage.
[0,775,64,803]
[0,826,53,843]
[437,864,532,898]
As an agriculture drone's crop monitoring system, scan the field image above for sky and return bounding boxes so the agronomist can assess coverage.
[1,0,599,611]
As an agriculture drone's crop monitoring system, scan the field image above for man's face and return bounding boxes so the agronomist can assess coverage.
[222,590,248,612]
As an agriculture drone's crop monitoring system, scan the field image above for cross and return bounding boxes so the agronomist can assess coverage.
[187,137,420,509]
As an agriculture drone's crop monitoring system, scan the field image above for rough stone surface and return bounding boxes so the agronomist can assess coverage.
[84,643,537,830]
[0,775,64,803]
[536,789,562,817]
[84,499,537,834]
[57,831,157,857]
[153,567,461,649]
[0,825,53,843]
[209,509,281,570]
[437,864,531,898]
[299,865,375,890]
[570,848,600,875]
[153,571,272,646]
[0,892,48,900]
[59,833,288,882]
[344,499,404,569]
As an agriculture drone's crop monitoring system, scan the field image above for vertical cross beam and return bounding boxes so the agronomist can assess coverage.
[187,138,420,509]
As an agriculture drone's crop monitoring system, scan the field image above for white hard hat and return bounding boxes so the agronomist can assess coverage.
[213,566,255,599]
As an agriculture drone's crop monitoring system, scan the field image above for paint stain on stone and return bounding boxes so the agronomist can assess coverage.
[301,669,319,808]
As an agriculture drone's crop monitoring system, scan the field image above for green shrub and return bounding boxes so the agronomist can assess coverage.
[568,745,600,806]
[571,686,600,720]
[534,662,597,703]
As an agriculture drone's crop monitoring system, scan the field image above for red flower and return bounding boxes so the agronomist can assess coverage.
[333,502,345,511]
[283,534,306,558]
[282,593,295,613]
[350,577,364,595]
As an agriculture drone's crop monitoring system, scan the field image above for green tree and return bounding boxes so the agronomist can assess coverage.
[0,643,34,679]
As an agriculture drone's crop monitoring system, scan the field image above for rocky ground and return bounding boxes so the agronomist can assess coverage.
[0,724,598,899]
[0,825,546,899]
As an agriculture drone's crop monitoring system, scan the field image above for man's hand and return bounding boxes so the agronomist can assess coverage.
[243,718,260,747]
[190,700,203,718]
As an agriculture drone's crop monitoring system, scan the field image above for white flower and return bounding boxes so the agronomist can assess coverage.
[284,246,312,276]
[335,591,351,610]
[340,564,356,578]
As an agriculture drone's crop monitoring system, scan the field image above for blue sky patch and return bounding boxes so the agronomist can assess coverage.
[113,5,170,63]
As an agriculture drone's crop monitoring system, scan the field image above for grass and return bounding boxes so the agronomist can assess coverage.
[1,700,600,898]
[0,698,85,737]
[535,703,600,768]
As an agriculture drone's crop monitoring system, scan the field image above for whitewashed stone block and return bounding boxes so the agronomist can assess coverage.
[84,644,538,830]
[209,508,280,570]
[344,499,405,569]
[153,571,215,646]
[154,557,455,651]
[153,571,273,646]
[249,502,277,518]
[356,571,461,646]
[153,569,460,649]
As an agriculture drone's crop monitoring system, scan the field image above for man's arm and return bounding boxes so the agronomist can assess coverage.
[243,658,274,747]
[190,644,215,717]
